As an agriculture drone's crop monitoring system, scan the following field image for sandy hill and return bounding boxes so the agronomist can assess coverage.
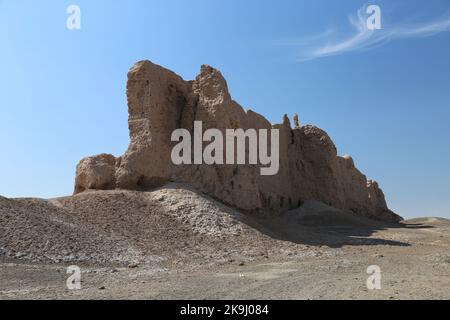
[1,184,407,267]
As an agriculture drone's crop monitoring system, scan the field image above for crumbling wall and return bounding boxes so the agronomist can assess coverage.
[74,60,402,222]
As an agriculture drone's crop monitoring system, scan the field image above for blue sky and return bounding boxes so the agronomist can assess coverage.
[0,0,449,219]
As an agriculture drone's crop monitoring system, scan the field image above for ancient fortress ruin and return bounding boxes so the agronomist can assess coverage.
[74,60,402,222]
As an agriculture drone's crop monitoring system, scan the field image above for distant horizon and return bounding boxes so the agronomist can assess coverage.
[1,0,449,219]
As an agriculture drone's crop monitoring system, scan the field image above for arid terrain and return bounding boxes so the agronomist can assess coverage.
[1,184,449,300]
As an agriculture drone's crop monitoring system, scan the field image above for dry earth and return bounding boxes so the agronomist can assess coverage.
[0,184,449,300]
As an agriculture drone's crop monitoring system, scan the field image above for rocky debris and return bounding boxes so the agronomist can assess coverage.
[1,183,407,265]
[0,195,144,264]
[74,60,402,222]
[0,185,330,265]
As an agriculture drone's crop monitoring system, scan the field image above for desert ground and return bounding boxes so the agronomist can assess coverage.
[1,184,449,300]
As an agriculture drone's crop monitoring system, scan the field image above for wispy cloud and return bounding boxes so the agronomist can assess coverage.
[287,6,450,61]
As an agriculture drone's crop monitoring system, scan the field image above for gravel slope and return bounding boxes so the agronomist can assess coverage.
[0,184,323,267]
[1,186,449,299]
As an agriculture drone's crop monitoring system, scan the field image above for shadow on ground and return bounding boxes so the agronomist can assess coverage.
[237,208,434,248]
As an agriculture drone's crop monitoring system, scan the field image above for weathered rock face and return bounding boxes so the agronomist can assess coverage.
[74,154,117,194]
[74,60,402,222]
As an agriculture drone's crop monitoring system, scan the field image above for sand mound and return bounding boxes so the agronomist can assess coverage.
[0,184,271,265]
[1,184,396,266]
[0,196,144,264]
[285,201,381,227]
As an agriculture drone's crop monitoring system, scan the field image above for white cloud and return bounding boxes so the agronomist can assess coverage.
[288,6,450,61]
